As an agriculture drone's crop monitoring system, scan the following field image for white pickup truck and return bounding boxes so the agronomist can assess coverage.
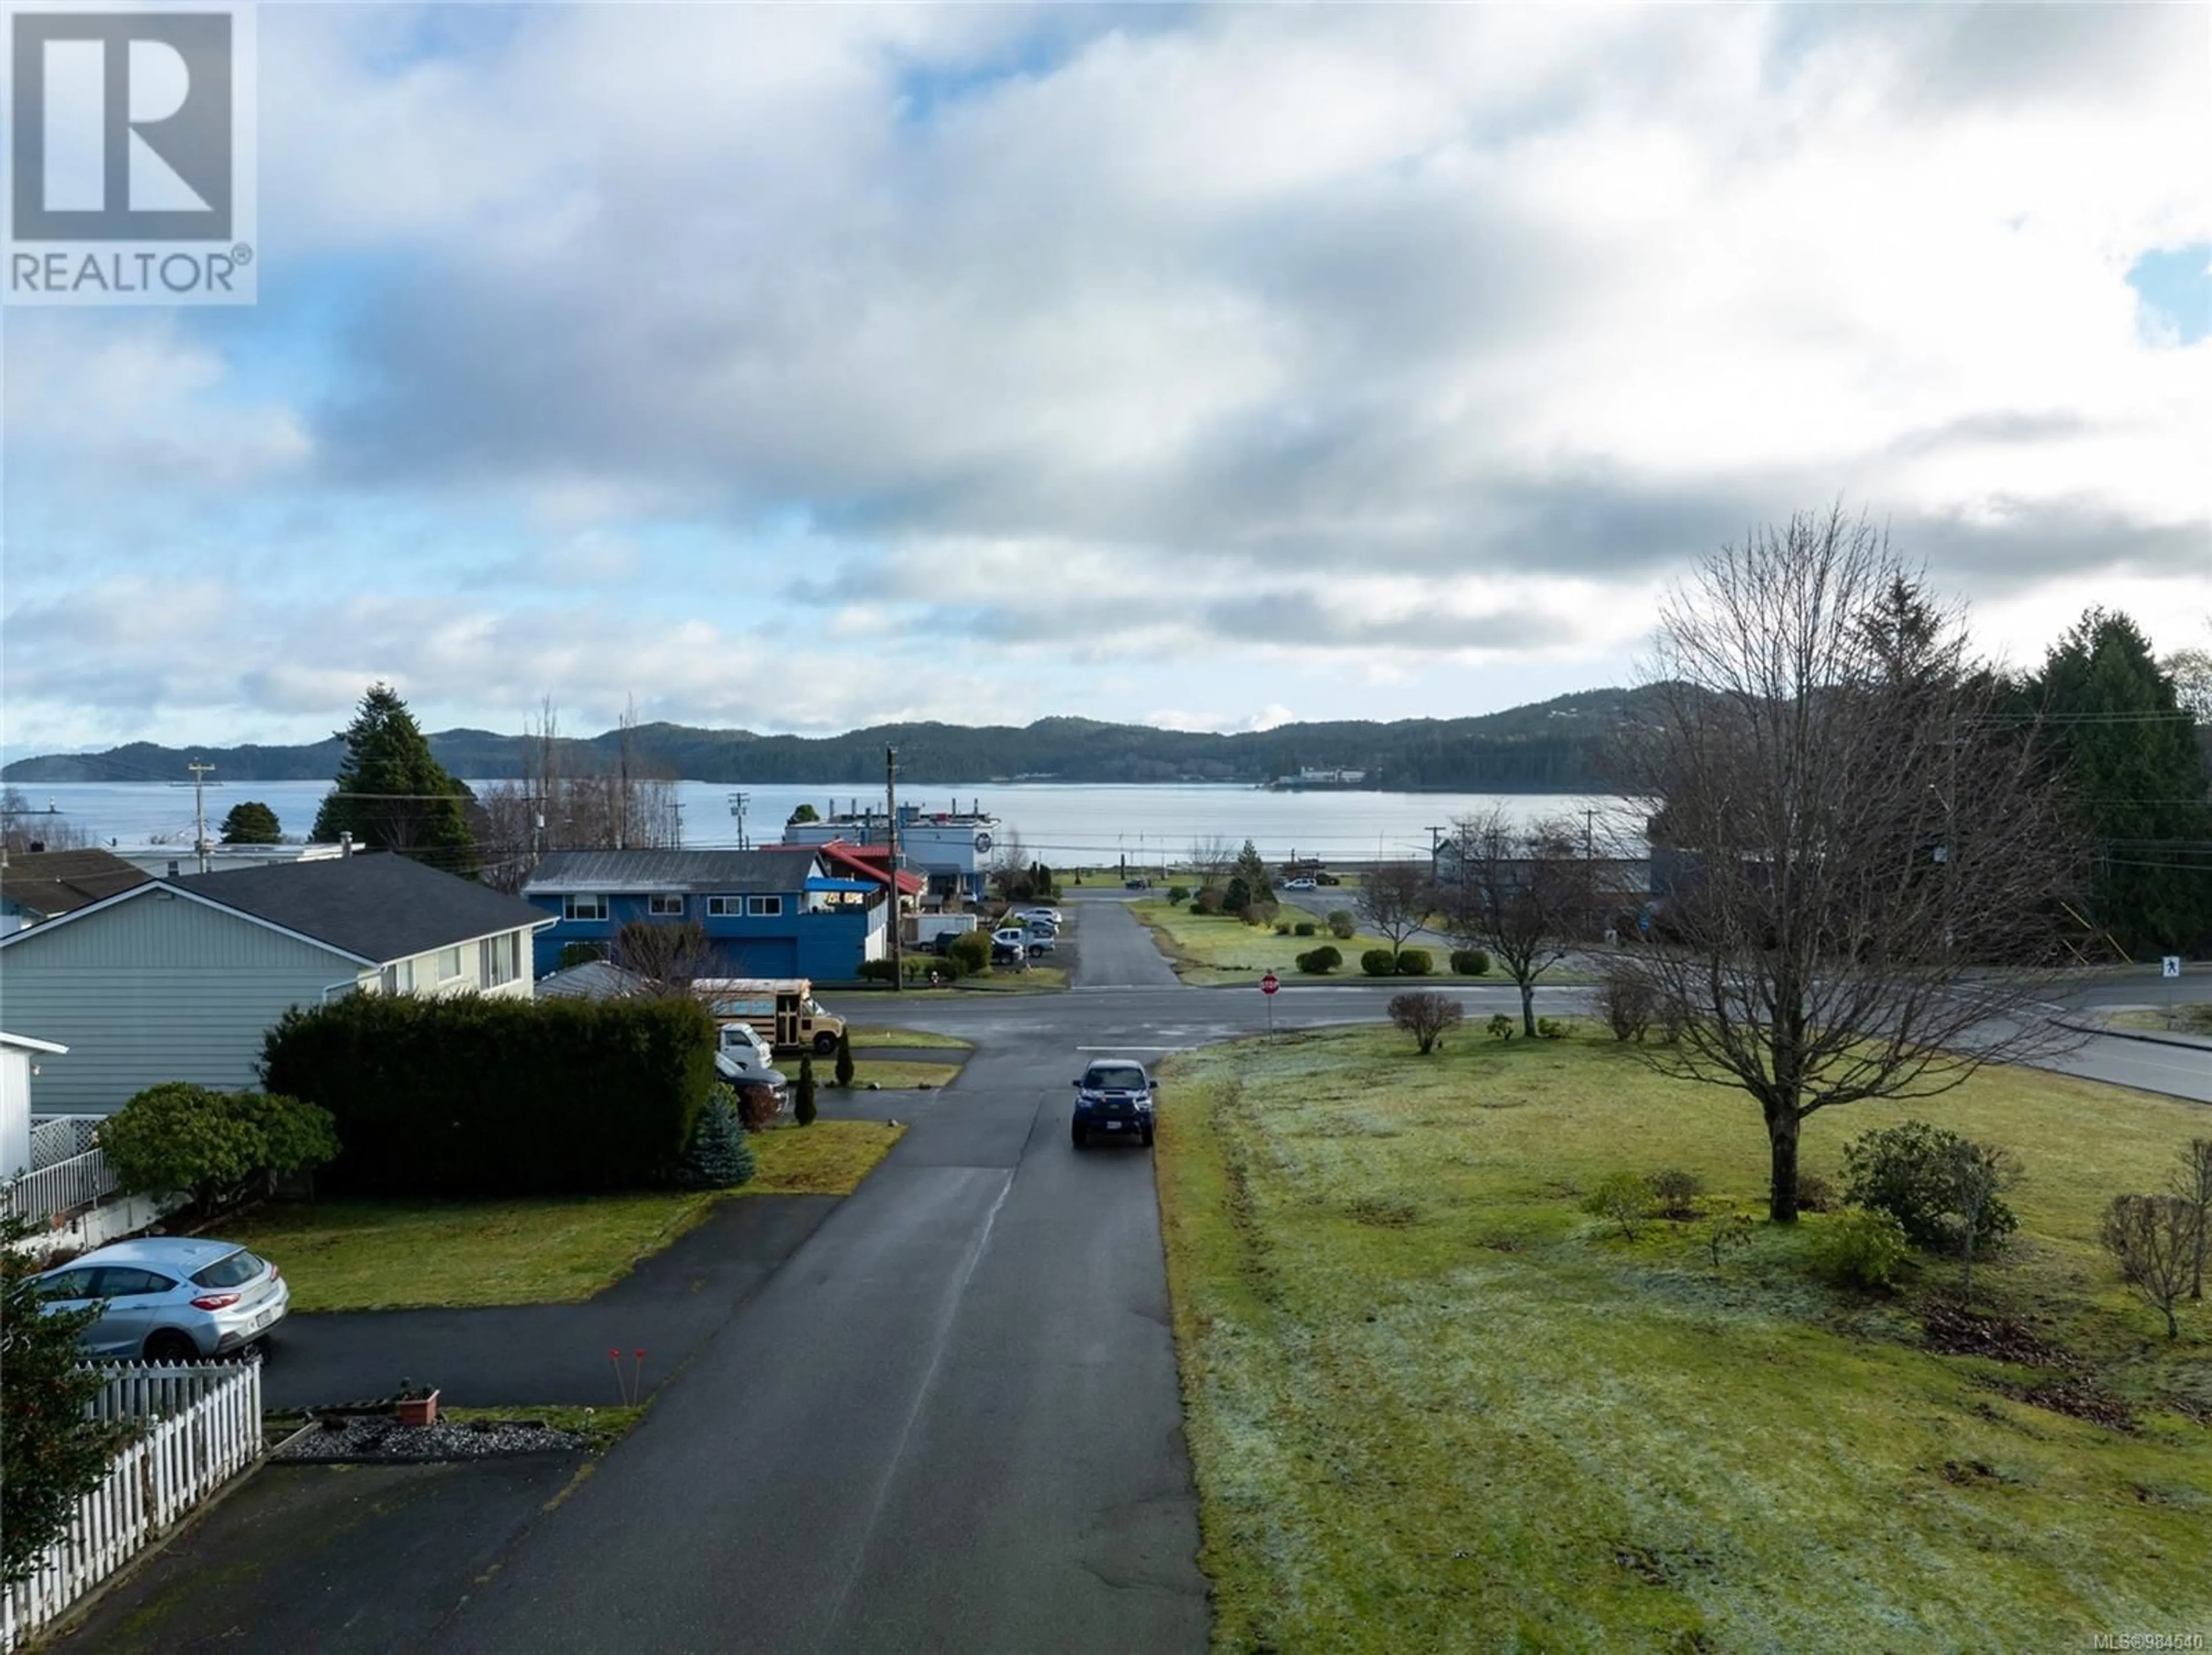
[715,1023,789,1110]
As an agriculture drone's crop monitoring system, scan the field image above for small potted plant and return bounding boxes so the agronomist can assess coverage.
[394,1379,441,1427]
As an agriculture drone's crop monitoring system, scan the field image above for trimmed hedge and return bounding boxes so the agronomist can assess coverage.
[1396,949,1433,976]
[1450,948,1490,976]
[1293,921,1317,937]
[1361,949,1399,977]
[262,993,717,1196]
[1296,945,1343,975]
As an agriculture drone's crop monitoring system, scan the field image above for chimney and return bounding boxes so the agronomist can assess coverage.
[340,832,354,859]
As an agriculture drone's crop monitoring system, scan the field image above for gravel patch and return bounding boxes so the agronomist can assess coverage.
[275,1415,590,1462]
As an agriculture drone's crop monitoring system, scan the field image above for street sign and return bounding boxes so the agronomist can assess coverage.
[2164,955,2183,979]
[1261,973,1280,995]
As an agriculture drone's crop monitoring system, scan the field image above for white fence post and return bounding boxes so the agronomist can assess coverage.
[1,1360,263,1652]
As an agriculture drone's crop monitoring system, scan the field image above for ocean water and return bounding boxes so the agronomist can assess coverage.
[10,779,1634,865]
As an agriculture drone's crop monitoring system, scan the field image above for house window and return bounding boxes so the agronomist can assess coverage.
[706,896,743,917]
[479,932,520,986]
[563,894,608,922]
[747,896,782,917]
[648,894,685,918]
[438,946,463,982]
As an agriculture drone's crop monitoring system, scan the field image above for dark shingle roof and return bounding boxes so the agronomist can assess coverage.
[522,849,823,896]
[169,853,550,964]
[1,848,151,919]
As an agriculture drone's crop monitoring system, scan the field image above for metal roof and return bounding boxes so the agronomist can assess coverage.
[523,848,824,896]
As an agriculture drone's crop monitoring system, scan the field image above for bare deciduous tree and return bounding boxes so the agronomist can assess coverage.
[2101,1193,2202,1339]
[1356,862,1433,960]
[611,918,717,998]
[1437,811,1590,1037]
[1187,836,1236,892]
[1609,508,2083,1223]
[476,695,683,889]
[2175,1138,2212,1301]
[1387,991,1462,1055]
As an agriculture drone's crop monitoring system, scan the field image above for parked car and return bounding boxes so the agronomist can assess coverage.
[1283,877,1317,890]
[33,1237,289,1363]
[1015,907,1063,926]
[1124,877,1149,890]
[714,1022,790,1109]
[1024,926,1056,955]
[991,926,1032,966]
[1071,1059,1158,1148]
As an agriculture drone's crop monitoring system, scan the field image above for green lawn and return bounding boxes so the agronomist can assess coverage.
[1134,899,1498,987]
[1154,1029,2212,1652]
[2111,1006,2212,1037]
[836,1059,962,1089]
[845,1025,976,1051]
[230,1120,905,1311]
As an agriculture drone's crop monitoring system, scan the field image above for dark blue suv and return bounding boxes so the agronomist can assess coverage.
[1071,1060,1157,1149]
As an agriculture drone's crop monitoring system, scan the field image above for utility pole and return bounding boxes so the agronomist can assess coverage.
[728,791,750,851]
[885,745,903,994]
[1584,807,1594,863]
[188,761,216,873]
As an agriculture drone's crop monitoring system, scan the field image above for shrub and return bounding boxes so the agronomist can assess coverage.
[1167,886,1190,906]
[1650,1168,1706,1218]
[906,952,963,983]
[1813,1207,1912,1290]
[2101,1193,2201,1339]
[1795,1173,1838,1214]
[1487,1013,1516,1040]
[1296,945,1343,975]
[1327,910,1357,940]
[1274,922,1292,936]
[795,1055,817,1127]
[1597,971,1653,1040]
[1388,991,1463,1055]
[1583,1172,1654,1240]
[1449,949,1490,976]
[1704,1212,1755,1268]
[262,993,714,1196]
[677,1088,756,1188]
[834,1027,856,1089]
[731,1075,782,1134]
[1294,921,1317,937]
[1224,876,1253,915]
[856,959,899,983]
[1842,1121,2019,1252]
[557,941,606,969]
[101,1082,339,1214]
[945,929,992,975]
[1361,949,1399,977]
[1192,887,1225,915]
[1244,900,1280,927]
[2,1216,131,1580]
[1395,948,1432,976]
[1536,1017,1572,1040]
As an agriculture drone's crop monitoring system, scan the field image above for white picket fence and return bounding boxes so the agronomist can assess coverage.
[85,1362,238,1424]
[0,1145,118,1225]
[2,1359,263,1652]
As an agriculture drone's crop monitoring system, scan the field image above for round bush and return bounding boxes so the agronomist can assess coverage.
[1361,949,1399,977]
[1274,922,1292,936]
[1396,949,1432,976]
[1167,885,1190,906]
[1293,921,1316,937]
[1296,945,1343,975]
[1449,949,1490,976]
[1327,910,1357,940]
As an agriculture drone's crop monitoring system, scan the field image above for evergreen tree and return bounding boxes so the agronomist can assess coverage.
[219,800,283,844]
[677,1088,755,1188]
[311,683,479,876]
[834,1027,855,1089]
[1234,838,1274,899]
[2031,611,2212,954]
[3,1218,130,1581]
[789,803,820,824]
[796,1054,817,1126]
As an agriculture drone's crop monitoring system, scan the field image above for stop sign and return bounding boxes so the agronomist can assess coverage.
[1260,972,1280,995]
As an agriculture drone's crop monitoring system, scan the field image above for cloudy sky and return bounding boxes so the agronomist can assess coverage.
[4,3,2207,754]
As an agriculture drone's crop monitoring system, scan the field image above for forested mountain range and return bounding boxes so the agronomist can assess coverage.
[5,688,1661,791]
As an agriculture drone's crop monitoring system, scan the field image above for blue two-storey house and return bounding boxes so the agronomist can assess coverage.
[522,849,888,982]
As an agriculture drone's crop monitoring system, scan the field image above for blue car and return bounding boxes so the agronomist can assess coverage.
[1071,1060,1157,1149]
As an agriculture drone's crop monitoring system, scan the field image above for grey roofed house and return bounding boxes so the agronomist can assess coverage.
[0,847,151,930]
[523,849,825,895]
[535,959,653,1001]
[163,853,552,964]
[0,851,555,1114]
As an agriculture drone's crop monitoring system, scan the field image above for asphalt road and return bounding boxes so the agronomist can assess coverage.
[437,892,1210,1654]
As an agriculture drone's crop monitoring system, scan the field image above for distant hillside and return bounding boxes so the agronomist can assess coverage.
[3,689,1660,791]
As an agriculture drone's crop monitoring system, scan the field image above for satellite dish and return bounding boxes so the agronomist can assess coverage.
[974,832,993,854]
